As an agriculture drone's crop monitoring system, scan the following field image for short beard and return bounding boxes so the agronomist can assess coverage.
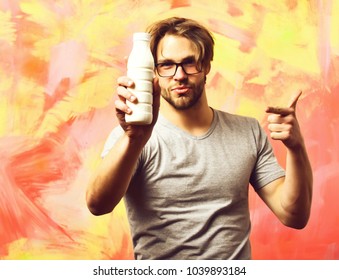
[161,77,205,110]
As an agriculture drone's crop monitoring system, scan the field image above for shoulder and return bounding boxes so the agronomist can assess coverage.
[214,109,261,131]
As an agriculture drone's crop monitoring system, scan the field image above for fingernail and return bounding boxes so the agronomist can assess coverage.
[130,95,136,102]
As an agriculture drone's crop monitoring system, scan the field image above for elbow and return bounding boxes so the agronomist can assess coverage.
[86,200,106,216]
[87,203,107,216]
[283,220,308,230]
[280,193,313,230]
[281,212,310,230]
[86,191,113,216]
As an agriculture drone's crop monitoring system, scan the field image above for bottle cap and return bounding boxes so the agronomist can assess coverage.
[133,32,151,41]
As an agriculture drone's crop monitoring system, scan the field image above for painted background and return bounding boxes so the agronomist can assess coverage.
[0,0,338,260]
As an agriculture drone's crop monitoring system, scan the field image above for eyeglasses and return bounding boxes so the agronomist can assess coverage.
[155,61,202,77]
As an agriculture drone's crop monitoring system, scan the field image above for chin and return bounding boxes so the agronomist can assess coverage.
[173,99,198,110]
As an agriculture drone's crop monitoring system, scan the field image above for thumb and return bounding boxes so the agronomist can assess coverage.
[288,90,302,109]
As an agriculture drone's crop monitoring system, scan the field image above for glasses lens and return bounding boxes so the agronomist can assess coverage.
[182,62,200,74]
[156,62,201,77]
[156,63,176,77]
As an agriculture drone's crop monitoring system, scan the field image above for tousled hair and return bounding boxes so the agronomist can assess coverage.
[146,17,214,70]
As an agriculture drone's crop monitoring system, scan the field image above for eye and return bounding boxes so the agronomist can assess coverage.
[183,61,196,67]
[182,58,197,67]
[158,62,174,69]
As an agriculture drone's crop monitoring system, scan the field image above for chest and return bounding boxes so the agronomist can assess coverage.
[129,130,257,208]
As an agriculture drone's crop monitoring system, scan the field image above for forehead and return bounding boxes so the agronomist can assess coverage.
[157,35,198,61]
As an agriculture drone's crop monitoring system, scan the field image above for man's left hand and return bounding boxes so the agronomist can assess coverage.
[266,91,304,150]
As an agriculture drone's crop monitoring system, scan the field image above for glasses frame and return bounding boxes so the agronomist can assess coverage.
[155,61,202,77]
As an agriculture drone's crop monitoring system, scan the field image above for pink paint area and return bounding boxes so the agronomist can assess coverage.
[0,132,81,253]
[209,18,257,52]
[0,0,20,13]
[45,40,87,96]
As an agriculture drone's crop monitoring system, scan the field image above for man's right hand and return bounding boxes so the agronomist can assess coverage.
[115,76,161,142]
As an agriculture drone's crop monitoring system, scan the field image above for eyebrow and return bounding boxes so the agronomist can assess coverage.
[157,55,196,64]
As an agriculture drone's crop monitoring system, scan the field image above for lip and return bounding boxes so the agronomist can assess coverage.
[171,86,191,94]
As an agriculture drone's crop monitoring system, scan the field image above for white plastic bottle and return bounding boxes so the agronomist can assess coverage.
[125,32,154,125]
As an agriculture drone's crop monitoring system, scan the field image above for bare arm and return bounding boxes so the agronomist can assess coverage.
[258,91,313,229]
[86,134,145,215]
[86,76,160,215]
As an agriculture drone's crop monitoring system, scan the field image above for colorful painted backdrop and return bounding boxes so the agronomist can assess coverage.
[1,0,338,260]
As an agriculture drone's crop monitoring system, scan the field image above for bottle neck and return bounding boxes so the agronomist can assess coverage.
[133,40,150,47]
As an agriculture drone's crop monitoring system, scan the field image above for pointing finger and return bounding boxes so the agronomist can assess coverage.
[288,90,302,109]
[265,106,294,116]
[266,90,302,115]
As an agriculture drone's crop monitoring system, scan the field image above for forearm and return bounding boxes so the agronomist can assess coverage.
[86,133,145,215]
[281,143,313,228]
[265,91,313,228]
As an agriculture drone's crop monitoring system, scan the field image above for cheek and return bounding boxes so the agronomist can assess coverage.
[158,81,169,98]
[158,79,170,92]
[191,75,205,89]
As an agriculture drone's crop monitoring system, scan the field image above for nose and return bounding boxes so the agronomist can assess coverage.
[173,65,187,80]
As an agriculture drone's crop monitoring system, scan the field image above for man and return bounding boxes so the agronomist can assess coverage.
[86,17,313,259]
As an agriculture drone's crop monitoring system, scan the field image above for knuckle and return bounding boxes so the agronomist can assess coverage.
[116,76,126,85]
[285,124,293,132]
[267,115,274,123]
[116,85,125,95]
[270,132,278,139]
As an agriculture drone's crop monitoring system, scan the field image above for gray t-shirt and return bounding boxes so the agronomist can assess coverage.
[102,109,285,259]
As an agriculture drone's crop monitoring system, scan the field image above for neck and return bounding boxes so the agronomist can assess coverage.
[160,92,213,136]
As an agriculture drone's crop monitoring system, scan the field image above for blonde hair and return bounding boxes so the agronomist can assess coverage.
[146,17,214,71]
